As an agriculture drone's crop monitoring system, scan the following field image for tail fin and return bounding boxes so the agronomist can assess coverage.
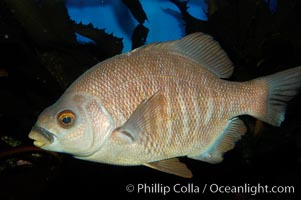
[256,66,301,126]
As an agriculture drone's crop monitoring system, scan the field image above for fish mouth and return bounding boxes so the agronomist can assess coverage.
[28,126,55,147]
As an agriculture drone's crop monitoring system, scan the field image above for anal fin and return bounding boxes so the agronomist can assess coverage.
[189,117,246,164]
[144,158,193,178]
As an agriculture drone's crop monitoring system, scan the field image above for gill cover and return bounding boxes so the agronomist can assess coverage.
[82,96,115,155]
[61,94,115,157]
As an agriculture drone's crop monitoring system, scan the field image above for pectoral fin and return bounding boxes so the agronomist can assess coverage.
[113,92,165,143]
[144,158,193,178]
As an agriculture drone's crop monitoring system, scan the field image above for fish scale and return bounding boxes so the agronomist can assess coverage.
[29,33,301,178]
[69,49,233,160]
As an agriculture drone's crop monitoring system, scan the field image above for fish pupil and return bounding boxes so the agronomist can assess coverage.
[62,116,71,124]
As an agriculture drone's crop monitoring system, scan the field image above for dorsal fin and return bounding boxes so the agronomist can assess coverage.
[188,117,246,164]
[132,32,234,78]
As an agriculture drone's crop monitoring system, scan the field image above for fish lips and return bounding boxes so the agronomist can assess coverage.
[29,126,55,147]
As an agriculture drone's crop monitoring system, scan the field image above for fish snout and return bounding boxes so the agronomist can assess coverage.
[29,126,55,147]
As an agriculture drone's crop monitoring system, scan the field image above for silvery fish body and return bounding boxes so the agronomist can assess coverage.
[29,33,301,178]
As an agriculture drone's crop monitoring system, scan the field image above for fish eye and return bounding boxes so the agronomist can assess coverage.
[57,110,76,128]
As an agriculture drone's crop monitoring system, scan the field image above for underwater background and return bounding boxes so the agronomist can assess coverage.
[0,0,300,199]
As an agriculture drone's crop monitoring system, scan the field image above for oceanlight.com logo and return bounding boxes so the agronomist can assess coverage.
[125,183,295,196]
[209,183,294,196]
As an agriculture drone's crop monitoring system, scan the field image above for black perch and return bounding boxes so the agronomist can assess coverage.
[0,0,300,199]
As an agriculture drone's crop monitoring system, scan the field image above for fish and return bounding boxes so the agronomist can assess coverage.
[28,33,301,178]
